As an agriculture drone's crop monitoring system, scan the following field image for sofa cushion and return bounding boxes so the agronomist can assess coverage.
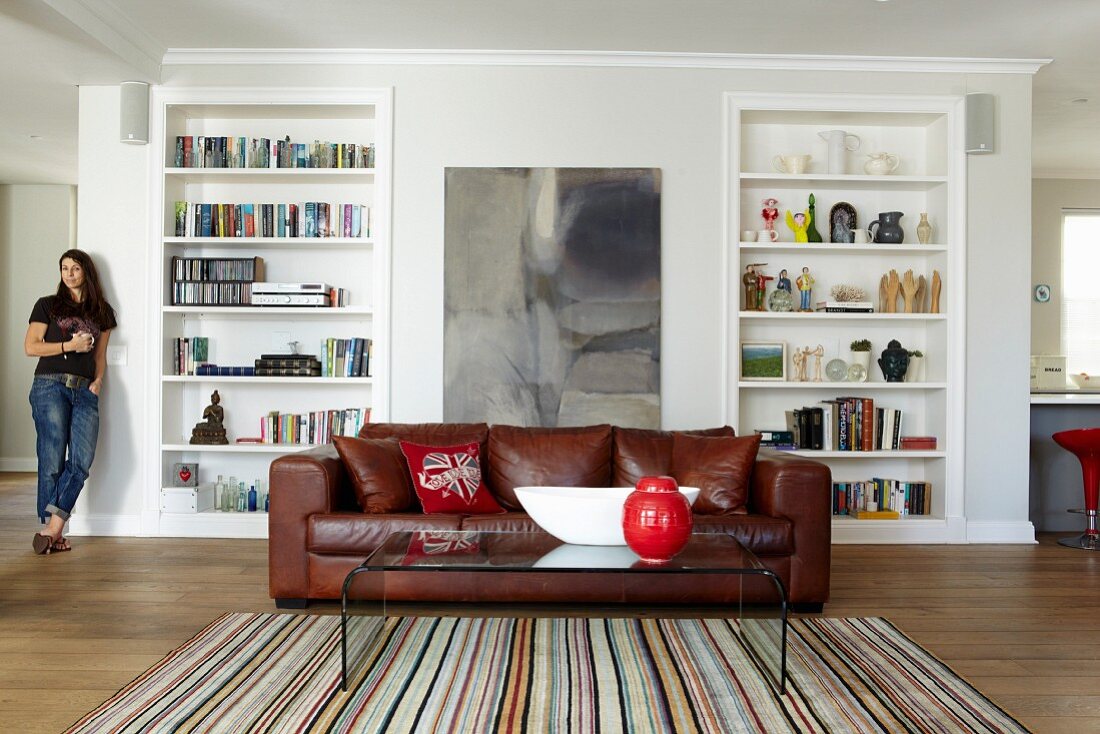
[332,436,415,513]
[360,422,490,446]
[693,514,793,555]
[487,424,613,510]
[400,440,506,514]
[307,512,463,554]
[612,426,735,487]
[671,433,761,515]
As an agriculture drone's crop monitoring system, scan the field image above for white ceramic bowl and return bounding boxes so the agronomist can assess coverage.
[1069,373,1095,389]
[513,485,701,546]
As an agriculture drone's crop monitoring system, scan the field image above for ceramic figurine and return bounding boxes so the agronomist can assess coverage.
[878,339,910,382]
[761,197,780,240]
[795,267,815,311]
[785,209,811,243]
[742,264,758,311]
[754,267,774,311]
[807,194,823,243]
[776,268,791,293]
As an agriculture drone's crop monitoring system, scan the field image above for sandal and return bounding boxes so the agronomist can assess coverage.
[51,537,71,553]
[32,532,55,555]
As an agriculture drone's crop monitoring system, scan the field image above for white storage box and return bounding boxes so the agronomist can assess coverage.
[161,484,215,513]
[1033,355,1067,390]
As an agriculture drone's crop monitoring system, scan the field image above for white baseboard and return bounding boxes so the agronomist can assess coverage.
[0,458,36,472]
[966,521,1037,544]
[66,513,143,537]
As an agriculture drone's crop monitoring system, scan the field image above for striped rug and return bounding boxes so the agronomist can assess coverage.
[66,614,1028,733]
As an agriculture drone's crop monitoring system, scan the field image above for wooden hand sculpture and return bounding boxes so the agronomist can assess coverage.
[884,269,900,313]
[914,274,927,313]
[930,270,942,314]
[900,269,919,313]
[879,274,889,312]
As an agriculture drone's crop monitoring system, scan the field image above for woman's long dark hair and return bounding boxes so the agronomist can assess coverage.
[54,249,115,328]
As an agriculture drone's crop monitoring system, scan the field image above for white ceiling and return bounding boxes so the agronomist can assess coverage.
[2,0,1095,184]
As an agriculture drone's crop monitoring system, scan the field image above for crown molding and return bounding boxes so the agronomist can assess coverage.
[162,48,1050,74]
[42,0,163,81]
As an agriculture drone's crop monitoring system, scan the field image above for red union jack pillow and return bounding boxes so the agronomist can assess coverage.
[399,440,505,514]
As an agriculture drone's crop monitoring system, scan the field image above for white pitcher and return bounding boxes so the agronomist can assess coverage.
[818,130,861,174]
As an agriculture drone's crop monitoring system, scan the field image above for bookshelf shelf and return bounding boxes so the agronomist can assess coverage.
[164,237,373,248]
[162,443,322,453]
[739,243,947,254]
[725,93,966,544]
[782,449,945,459]
[148,88,392,539]
[738,311,946,321]
[738,381,946,390]
[162,375,373,384]
[162,305,373,317]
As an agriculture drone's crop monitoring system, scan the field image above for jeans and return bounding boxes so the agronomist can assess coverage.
[29,376,100,523]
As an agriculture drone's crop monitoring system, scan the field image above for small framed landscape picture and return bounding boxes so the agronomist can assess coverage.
[741,341,787,381]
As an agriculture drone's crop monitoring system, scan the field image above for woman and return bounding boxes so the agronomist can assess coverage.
[24,249,116,554]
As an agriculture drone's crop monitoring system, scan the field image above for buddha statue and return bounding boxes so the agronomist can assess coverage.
[878,340,910,382]
[190,389,229,445]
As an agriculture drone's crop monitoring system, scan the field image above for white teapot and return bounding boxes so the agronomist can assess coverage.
[864,153,900,176]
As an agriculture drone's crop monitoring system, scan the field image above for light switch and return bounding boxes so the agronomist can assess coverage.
[106,345,127,365]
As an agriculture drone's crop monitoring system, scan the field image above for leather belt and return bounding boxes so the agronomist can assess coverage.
[39,373,91,389]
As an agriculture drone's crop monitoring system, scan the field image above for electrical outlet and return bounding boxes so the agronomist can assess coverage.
[106,345,127,365]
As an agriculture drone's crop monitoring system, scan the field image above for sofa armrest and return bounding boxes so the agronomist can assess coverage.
[750,449,832,604]
[268,445,348,600]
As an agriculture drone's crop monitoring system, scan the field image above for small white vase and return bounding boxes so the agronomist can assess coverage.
[848,351,871,382]
[905,356,924,383]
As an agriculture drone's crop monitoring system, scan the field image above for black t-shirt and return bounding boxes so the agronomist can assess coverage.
[29,296,117,379]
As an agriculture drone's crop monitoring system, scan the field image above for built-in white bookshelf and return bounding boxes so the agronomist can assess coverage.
[146,88,392,538]
[723,93,966,544]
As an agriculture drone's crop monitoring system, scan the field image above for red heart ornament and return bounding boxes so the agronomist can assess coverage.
[179,467,192,482]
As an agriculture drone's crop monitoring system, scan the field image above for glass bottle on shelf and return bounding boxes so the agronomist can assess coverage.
[236,482,247,512]
[214,474,224,512]
[248,484,257,512]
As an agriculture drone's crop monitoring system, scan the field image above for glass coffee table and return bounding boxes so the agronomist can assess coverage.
[341,530,788,693]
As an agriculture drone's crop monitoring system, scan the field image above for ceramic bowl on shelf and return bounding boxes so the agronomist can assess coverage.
[1069,373,1097,390]
[513,485,700,546]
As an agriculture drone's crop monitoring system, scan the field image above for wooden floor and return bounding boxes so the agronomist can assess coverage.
[1,472,1097,733]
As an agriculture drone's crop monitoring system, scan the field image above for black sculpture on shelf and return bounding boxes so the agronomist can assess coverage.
[190,389,229,445]
[878,340,910,382]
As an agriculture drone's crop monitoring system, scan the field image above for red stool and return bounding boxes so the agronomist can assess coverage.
[1053,427,1100,550]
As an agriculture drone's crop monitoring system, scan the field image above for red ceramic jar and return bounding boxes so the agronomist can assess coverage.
[622,475,694,563]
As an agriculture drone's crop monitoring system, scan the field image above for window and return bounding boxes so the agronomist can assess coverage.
[1062,210,1100,374]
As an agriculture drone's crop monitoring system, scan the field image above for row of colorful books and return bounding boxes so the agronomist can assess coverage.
[783,398,904,451]
[261,407,370,445]
[321,338,372,377]
[832,479,932,518]
[173,136,374,170]
[172,337,210,376]
[174,202,371,239]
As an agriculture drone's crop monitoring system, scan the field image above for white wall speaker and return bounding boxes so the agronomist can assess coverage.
[119,81,150,145]
[965,92,995,155]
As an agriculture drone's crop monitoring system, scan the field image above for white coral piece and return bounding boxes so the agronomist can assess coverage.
[830,284,867,302]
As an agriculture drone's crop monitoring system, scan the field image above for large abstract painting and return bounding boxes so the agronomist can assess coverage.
[444,167,661,428]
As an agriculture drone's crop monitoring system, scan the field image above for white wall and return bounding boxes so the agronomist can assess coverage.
[69,85,149,534]
[1030,178,1100,355]
[0,184,76,471]
[74,63,1036,539]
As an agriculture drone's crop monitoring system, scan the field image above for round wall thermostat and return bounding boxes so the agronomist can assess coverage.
[1034,284,1051,303]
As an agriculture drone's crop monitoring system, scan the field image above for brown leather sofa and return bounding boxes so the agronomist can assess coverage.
[268,423,832,611]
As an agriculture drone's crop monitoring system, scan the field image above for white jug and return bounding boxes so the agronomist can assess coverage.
[817,130,861,175]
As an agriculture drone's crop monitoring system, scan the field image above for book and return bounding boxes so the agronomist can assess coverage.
[814,301,874,312]
[755,430,794,445]
[900,436,938,450]
[856,509,900,520]
[255,367,322,377]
